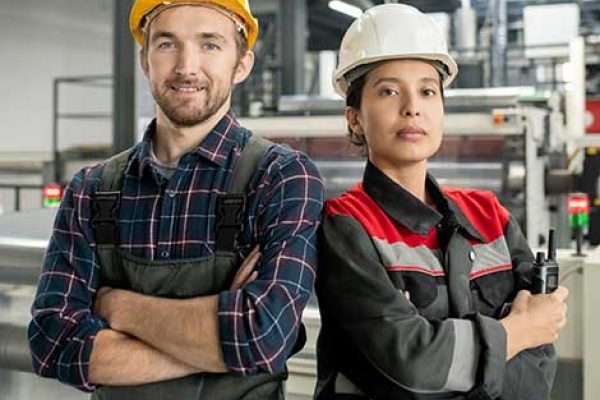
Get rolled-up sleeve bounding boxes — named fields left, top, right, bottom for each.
left=28, top=167, right=107, bottom=392
left=218, top=152, right=324, bottom=374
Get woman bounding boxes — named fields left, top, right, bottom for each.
left=314, top=4, right=568, bottom=400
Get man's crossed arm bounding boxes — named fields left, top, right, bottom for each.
left=89, top=248, right=261, bottom=385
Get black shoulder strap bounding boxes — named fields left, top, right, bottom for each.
left=92, top=149, right=131, bottom=245
left=92, top=136, right=272, bottom=252
left=229, top=135, right=273, bottom=194
left=99, top=149, right=132, bottom=192
left=216, top=135, right=273, bottom=252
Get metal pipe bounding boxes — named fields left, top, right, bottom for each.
left=0, top=323, right=33, bottom=373
left=113, top=0, right=136, bottom=154
left=52, top=78, right=60, bottom=183
left=455, top=6, right=477, bottom=58
left=491, top=0, right=507, bottom=87
left=280, top=0, right=307, bottom=95
left=0, top=208, right=54, bottom=285
left=0, top=238, right=47, bottom=286
left=0, top=265, right=41, bottom=286
left=15, top=187, right=20, bottom=212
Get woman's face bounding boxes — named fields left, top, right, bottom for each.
left=346, top=59, right=444, bottom=169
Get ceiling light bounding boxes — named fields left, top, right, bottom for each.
left=328, top=0, right=363, bottom=18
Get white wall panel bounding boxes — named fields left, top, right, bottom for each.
left=0, top=0, right=113, bottom=154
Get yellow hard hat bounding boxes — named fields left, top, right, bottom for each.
left=130, top=0, right=259, bottom=49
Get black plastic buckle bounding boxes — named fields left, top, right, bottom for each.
left=216, top=194, right=246, bottom=228
left=92, top=191, right=121, bottom=245
left=92, top=191, right=121, bottom=226
left=215, top=194, right=246, bottom=252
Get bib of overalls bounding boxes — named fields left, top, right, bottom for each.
left=90, top=136, right=287, bottom=400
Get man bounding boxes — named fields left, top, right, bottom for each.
left=28, top=1, right=324, bottom=399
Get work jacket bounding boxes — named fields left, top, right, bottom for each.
left=314, top=161, right=556, bottom=400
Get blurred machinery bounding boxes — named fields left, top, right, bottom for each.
left=242, top=86, right=575, bottom=249
left=581, top=98, right=600, bottom=245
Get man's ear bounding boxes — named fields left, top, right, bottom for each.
left=140, top=48, right=149, bottom=78
left=233, top=50, right=255, bottom=85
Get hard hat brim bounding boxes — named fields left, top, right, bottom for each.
left=130, top=0, right=259, bottom=49
left=333, top=53, right=459, bottom=98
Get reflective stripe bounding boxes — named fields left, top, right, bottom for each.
left=471, top=237, right=512, bottom=278
left=444, top=319, right=479, bottom=391
left=371, top=236, right=512, bottom=279
left=470, top=264, right=512, bottom=279
left=335, top=373, right=366, bottom=396
left=372, top=238, right=444, bottom=276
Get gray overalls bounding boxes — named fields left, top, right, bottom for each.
left=89, top=136, right=293, bottom=400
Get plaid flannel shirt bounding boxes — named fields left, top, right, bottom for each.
left=28, top=110, right=324, bottom=391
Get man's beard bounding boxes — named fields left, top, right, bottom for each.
left=152, top=78, right=232, bottom=128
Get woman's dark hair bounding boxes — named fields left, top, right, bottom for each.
left=345, top=68, right=445, bottom=152
left=345, top=74, right=368, bottom=148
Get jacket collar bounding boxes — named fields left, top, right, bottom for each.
left=362, top=160, right=485, bottom=241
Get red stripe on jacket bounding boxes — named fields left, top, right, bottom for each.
left=325, top=183, right=510, bottom=248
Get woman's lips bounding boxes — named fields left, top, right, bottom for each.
left=397, top=127, right=426, bottom=142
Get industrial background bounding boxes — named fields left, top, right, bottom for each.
left=0, top=0, right=600, bottom=399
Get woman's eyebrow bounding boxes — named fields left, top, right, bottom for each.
left=419, top=77, right=440, bottom=85
left=370, top=77, right=401, bottom=87
left=370, top=76, right=439, bottom=87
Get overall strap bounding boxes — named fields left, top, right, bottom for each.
left=215, top=135, right=273, bottom=252
left=216, top=135, right=307, bottom=353
left=92, top=149, right=131, bottom=246
left=90, top=149, right=132, bottom=287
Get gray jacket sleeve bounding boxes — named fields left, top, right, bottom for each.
left=500, top=215, right=557, bottom=400
left=316, top=214, right=507, bottom=399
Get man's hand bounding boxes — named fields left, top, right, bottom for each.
left=501, top=286, right=569, bottom=360
left=89, top=246, right=261, bottom=372
left=89, top=328, right=201, bottom=385
left=93, top=285, right=227, bottom=372
left=230, top=246, right=261, bottom=291
left=94, top=244, right=262, bottom=326
left=94, top=287, right=130, bottom=331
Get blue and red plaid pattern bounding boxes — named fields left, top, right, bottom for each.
left=28, top=110, right=324, bottom=391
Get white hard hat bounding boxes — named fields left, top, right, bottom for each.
left=333, top=3, right=458, bottom=97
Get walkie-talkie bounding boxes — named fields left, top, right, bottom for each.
left=531, top=229, right=559, bottom=294
left=498, top=229, right=560, bottom=318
